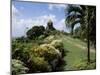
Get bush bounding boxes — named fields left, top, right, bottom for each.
left=28, top=56, right=52, bottom=72
left=50, top=40, right=64, bottom=57
left=12, top=43, right=30, bottom=63
left=32, top=44, right=61, bottom=61
left=30, top=43, right=62, bottom=71
left=12, top=31, right=65, bottom=72
left=12, top=59, right=29, bottom=75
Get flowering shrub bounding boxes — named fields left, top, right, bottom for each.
left=28, top=56, right=52, bottom=72
left=32, top=44, right=61, bottom=61
left=12, top=33, right=65, bottom=73
left=50, top=40, right=64, bottom=57
left=12, top=59, right=29, bottom=75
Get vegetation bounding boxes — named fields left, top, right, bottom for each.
left=26, top=26, right=45, bottom=39
left=12, top=4, right=96, bottom=74
left=65, top=5, right=96, bottom=63
left=12, top=59, right=29, bottom=75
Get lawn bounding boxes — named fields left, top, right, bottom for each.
left=57, top=34, right=96, bottom=70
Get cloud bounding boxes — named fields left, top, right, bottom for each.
left=12, top=7, right=69, bottom=37
left=48, top=4, right=66, bottom=10
left=54, top=18, right=67, bottom=31
left=12, top=12, right=58, bottom=37
left=12, top=4, right=68, bottom=37
left=32, top=14, right=57, bottom=27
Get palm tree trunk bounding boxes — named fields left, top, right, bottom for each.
left=71, top=25, right=74, bottom=35
left=87, top=23, right=90, bottom=63
left=86, top=6, right=90, bottom=63
left=71, top=29, right=73, bottom=35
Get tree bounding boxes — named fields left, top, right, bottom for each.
left=88, top=6, right=96, bottom=49
left=26, top=26, right=45, bottom=39
left=46, top=20, right=55, bottom=31
left=65, top=5, right=96, bottom=63
left=65, top=5, right=81, bottom=35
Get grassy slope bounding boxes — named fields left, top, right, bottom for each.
left=57, top=34, right=96, bottom=70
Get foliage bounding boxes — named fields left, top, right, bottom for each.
left=12, top=6, right=96, bottom=73
left=44, top=30, right=60, bottom=37
left=29, top=41, right=64, bottom=71
left=65, top=5, right=96, bottom=45
left=65, top=5, right=81, bottom=35
left=31, top=44, right=61, bottom=61
left=88, top=6, right=96, bottom=48
left=65, top=5, right=96, bottom=63
left=73, top=27, right=81, bottom=38
left=26, top=26, right=45, bottom=39
left=12, top=32, right=96, bottom=73
left=27, top=56, right=52, bottom=72
left=46, top=20, right=55, bottom=31
left=12, top=59, right=29, bottom=75
left=50, top=40, right=64, bottom=57
left=12, top=42, right=30, bottom=63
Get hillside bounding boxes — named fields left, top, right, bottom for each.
left=56, top=34, right=96, bottom=70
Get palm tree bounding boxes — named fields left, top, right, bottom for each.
left=65, top=5, right=96, bottom=63
left=65, top=5, right=82, bottom=35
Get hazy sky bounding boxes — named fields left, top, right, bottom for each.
left=12, top=1, right=70, bottom=37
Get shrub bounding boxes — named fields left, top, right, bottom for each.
left=12, top=43, right=30, bottom=64
left=30, top=44, right=62, bottom=71
left=50, top=40, right=64, bottom=57
left=28, top=56, right=52, bottom=72
left=32, top=44, right=61, bottom=61
left=12, top=59, right=29, bottom=75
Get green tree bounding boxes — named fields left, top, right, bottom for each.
left=65, top=5, right=81, bottom=35
left=46, top=20, right=55, bottom=31
left=65, top=5, right=96, bottom=63
left=26, top=26, right=45, bottom=39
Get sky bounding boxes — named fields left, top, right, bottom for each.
left=12, top=1, right=70, bottom=37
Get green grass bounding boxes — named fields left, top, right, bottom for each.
left=57, top=34, right=96, bottom=70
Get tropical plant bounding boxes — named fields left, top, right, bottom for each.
left=65, top=5, right=82, bottom=35
left=65, top=5, right=96, bottom=63
left=12, top=59, right=29, bottom=75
